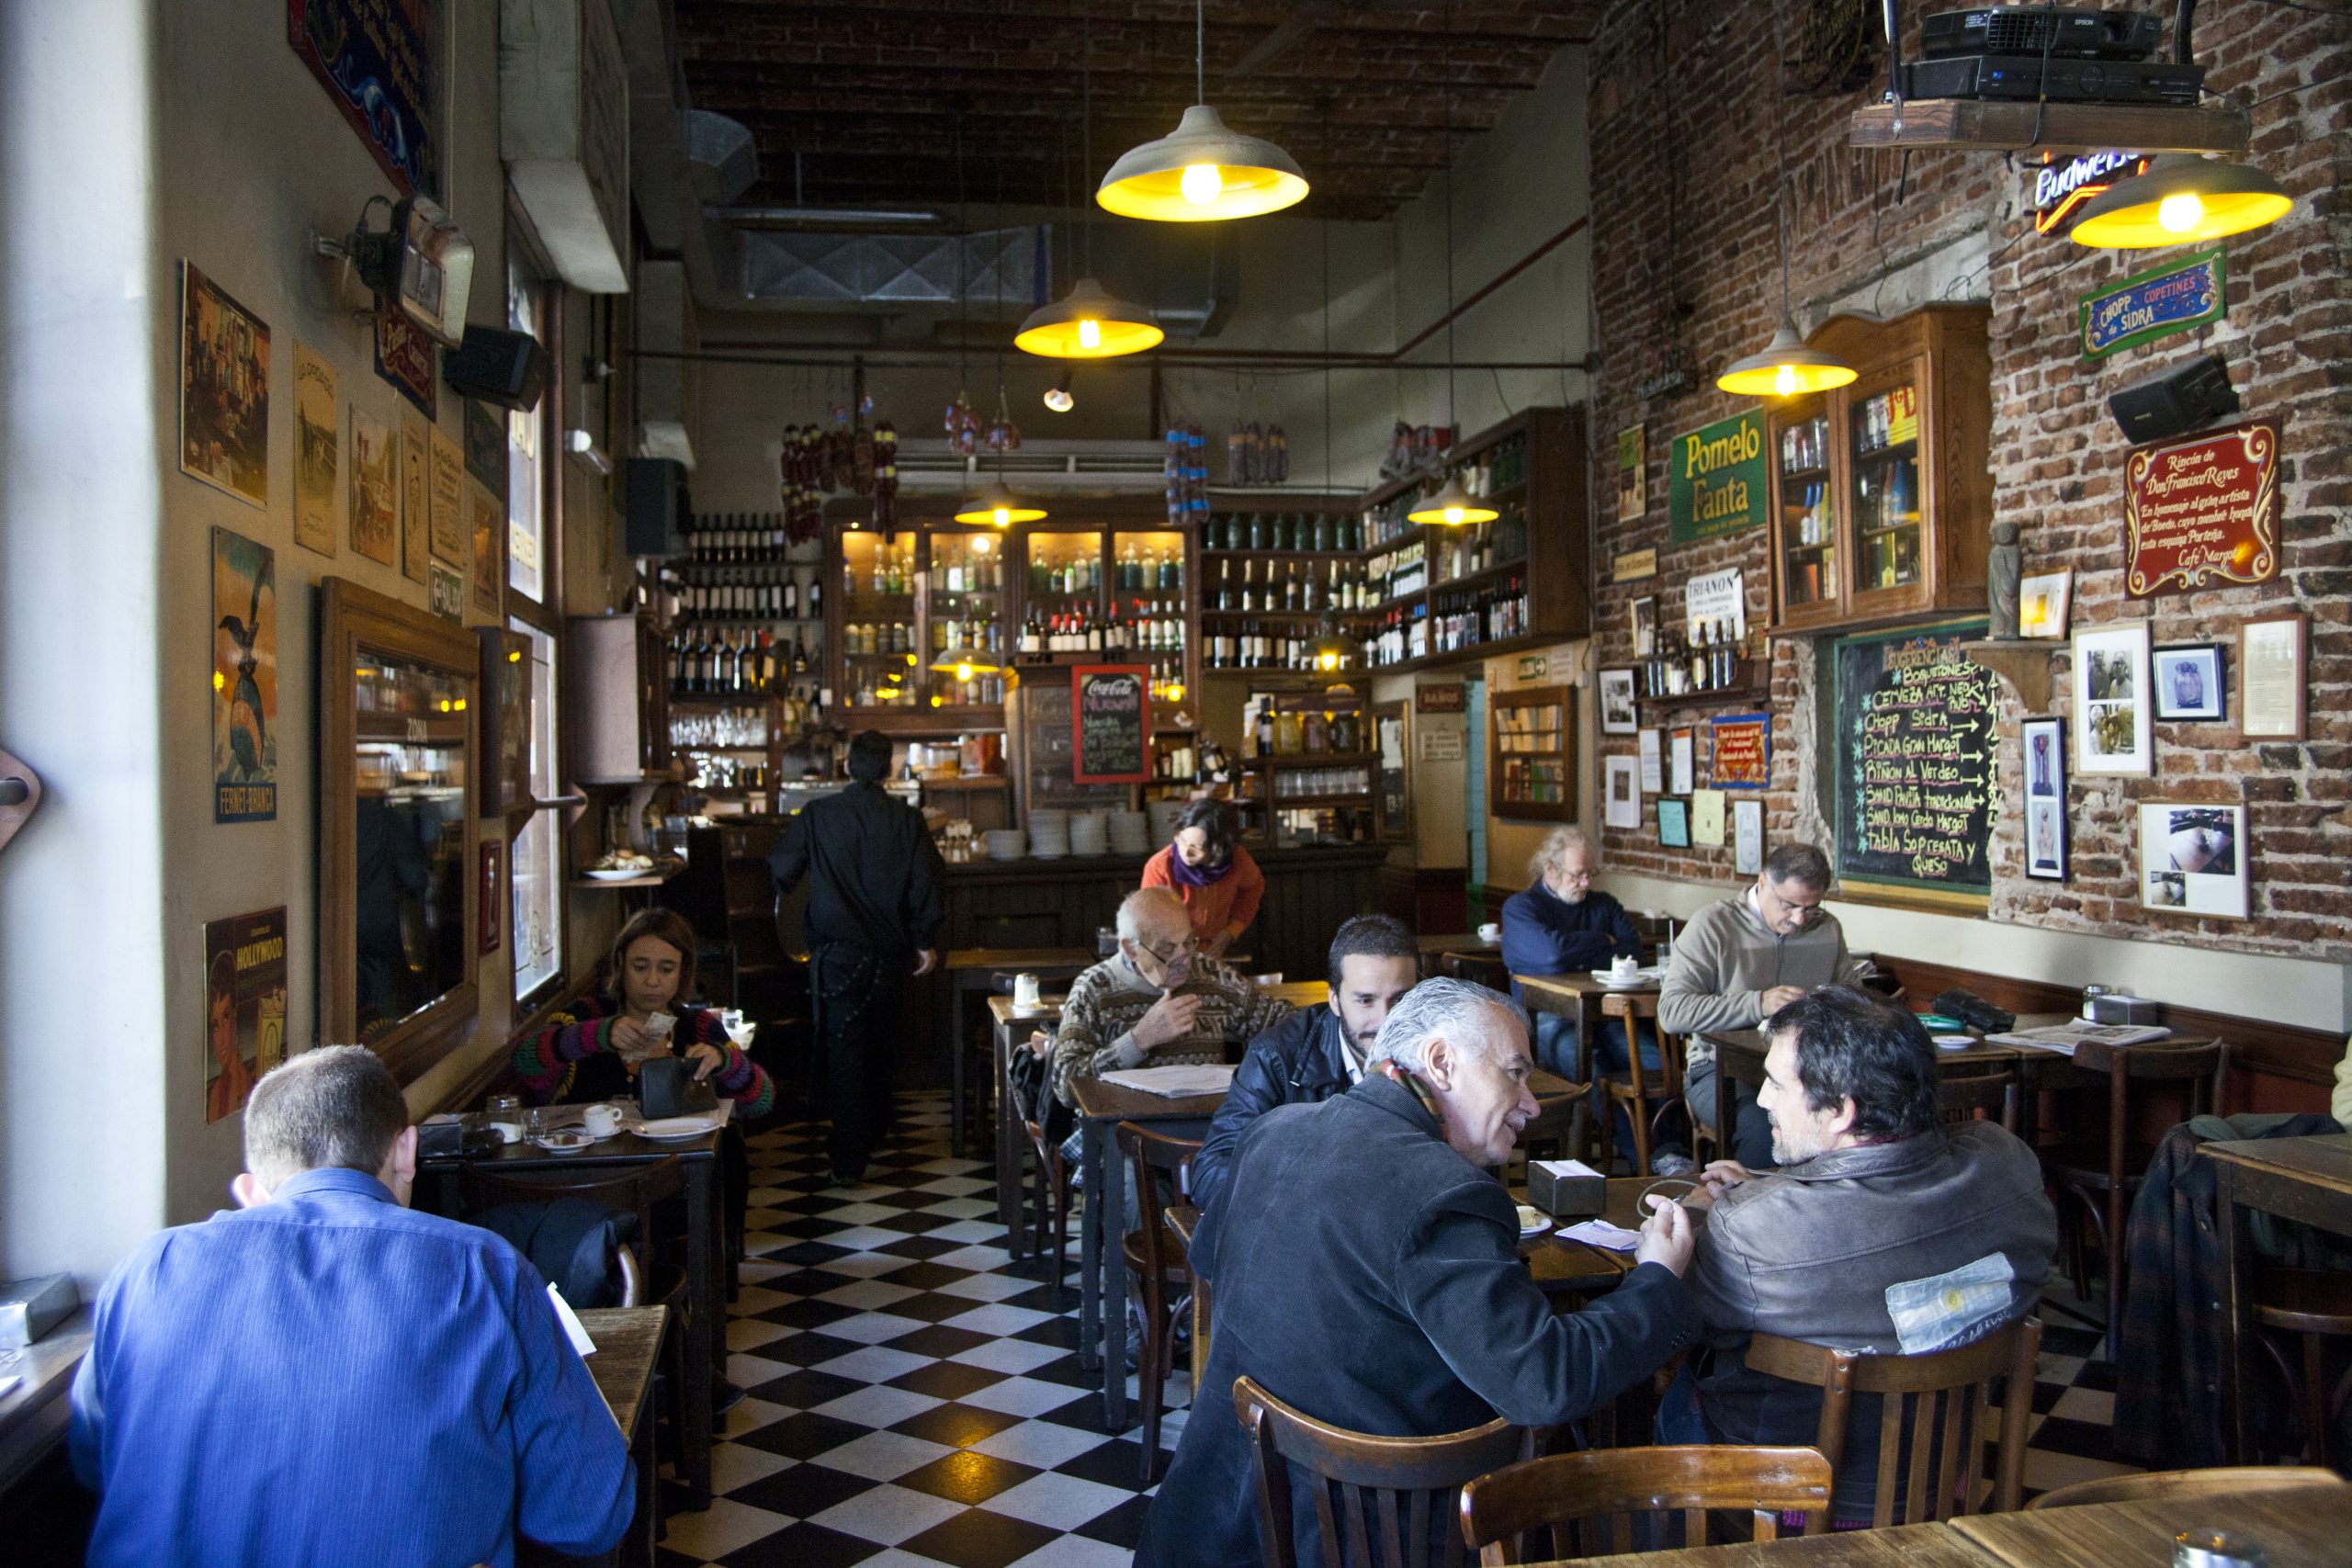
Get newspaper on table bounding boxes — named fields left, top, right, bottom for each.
left=1097, top=1064, right=1238, bottom=1098
left=1982, top=1021, right=2172, bottom=1056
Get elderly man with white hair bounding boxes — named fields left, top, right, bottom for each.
left=1499, top=824, right=1650, bottom=1084
left=1136, top=978, right=1701, bottom=1568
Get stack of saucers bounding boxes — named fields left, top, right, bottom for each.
left=1108, top=810, right=1152, bottom=855
left=1069, top=813, right=1110, bottom=856
left=1028, top=809, right=1070, bottom=859
left=983, top=829, right=1026, bottom=861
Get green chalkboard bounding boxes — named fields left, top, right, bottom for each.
left=1832, top=619, right=1996, bottom=897
left=1071, top=664, right=1151, bottom=784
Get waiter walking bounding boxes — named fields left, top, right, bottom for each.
left=772, top=730, right=945, bottom=1185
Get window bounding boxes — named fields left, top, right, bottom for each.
left=509, top=618, right=562, bottom=1003
left=506, top=258, right=547, bottom=604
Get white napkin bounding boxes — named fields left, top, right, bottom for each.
left=547, top=1283, right=598, bottom=1357
left=1558, top=1219, right=1643, bottom=1253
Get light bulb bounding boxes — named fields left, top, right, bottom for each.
left=1079, top=318, right=1102, bottom=350
left=1444, top=506, right=1465, bottom=525
left=992, top=506, right=1012, bottom=527
left=1180, top=164, right=1223, bottom=206
left=1774, top=363, right=1797, bottom=397
left=1044, top=384, right=1074, bottom=412
left=972, top=535, right=992, bottom=553
left=2157, top=192, right=2204, bottom=233
left=956, top=662, right=974, bottom=682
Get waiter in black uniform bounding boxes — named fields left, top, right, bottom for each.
left=771, top=730, right=946, bottom=1184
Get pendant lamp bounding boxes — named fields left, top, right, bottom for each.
left=953, top=482, right=1046, bottom=527
left=1043, top=371, right=1075, bottom=412
left=1306, top=615, right=1353, bottom=674
left=1408, top=475, right=1498, bottom=528
left=1097, top=3, right=1308, bottom=221
left=1015, top=276, right=1163, bottom=358
left=2068, top=154, right=2292, bottom=248
left=928, top=652, right=1003, bottom=678
left=1406, top=7, right=1494, bottom=530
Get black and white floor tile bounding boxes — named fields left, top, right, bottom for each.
left=654, top=1093, right=2135, bottom=1566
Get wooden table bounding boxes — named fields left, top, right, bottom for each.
left=418, top=1122, right=725, bottom=1510
left=1419, top=931, right=1499, bottom=976
left=1541, top=1517, right=2005, bottom=1568
left=2204, top=1133, right=2352, bottom=1462
left=1514, top=1176, right=1666, bottom=1294
left=532, top=1305, right=667, bottom=1568
left=1518, top=971, right=1662, bottom=1156
left=946, top=946, right=1092, bottom=1156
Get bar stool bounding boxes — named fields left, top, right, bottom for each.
left=1597, top=990, right=1689, bottom=1176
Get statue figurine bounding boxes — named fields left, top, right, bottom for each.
left=1987, top=520, right=2022, bottom=641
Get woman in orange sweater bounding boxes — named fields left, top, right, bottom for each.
left=1140, top=798, right=1264, bottom=958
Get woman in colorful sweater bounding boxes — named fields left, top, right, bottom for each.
left=514, top=908, right=775, bottom=1119
left=1139, top=797, right=1263, bottom=958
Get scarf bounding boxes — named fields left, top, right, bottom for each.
left=1165, top=848, right=1233, bottom=890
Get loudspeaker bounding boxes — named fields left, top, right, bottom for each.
left=2109, top=353, right=2239, bottom=443
left=442, top=325, right=548, bottom=412
left=624, top=457, right=690, bottom=558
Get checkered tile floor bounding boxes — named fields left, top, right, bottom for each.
left=652, top=1093, right=2133, bottom=1565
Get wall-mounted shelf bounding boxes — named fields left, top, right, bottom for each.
left=1849, top=99, right=2248, bottom=158
left=1960, top=639, right=2056, bottom=711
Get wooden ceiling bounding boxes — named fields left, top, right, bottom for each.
left=676, top=2, right=1603, bottom=222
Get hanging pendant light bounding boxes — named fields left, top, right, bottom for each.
left=1097, top=3, right=1308, bottom=221
left=1407, top=4, right=1491, bottom=529
left=1043, top=370, right=1075, bottom=412
left=1408, top=475, right=1498, bottom=528
left=1015, top=276, right=1163, bottom=358
left=928, top=651, right=1004, bottom=677
left=1306, top=614, right=1353, bottom=674
left=2068, top=154, right=2292, bottom=248
left=953, top=481, right=1047, bottom=527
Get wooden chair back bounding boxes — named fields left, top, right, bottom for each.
left=1742, top=1316, right=2041, bottom=1530
left=1116, top=1121, right=1199, bottom=1289
left=1459, top=1445, right=1833, bottom=1565
left=2025, top=1465, right=2344, bottom=1510
left=1936, top=1070, right=2018, bottom=1133
left=1234, top=1375, right=1526, bottom=1568
left=1599, top=990, right=1688, bottom=1099
left=459, top=1156, right=687, bottom=1310
left=1442, top=952, right=1510, bottom=990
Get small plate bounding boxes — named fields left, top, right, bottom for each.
left=585, top=867, right=645, bottom=881
left=530, top=1129, right=594, bottom=1152
left=1933, top=1033, right=1977, bottom=1050
left=634, top=1116, right=718, bottom=1141
left=1515, top=1203, right=1555, bottom=1240
left=1589, top=969, right=1662, bottom=987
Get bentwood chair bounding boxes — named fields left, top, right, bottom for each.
left=1234, top=1375, right=1529, bottom=1568
left=1936, top=1069, right=2019, bottom=1133
left=1459, top=1446, right=1833, bottom=1564
left=1117, top=1121, right=1202, bottom=1481
left=2250, top=1268, right=2352, bottom=1467
left=1012, top=1042, right=1074, bottom=1299
left=1597, top=990, right=1690, bottom=1176
left=2025, top=1464, right=2344, bottom=1510
left=1743, top=1317, right=2041, bottom=1530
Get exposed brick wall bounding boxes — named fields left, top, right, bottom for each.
left=1585, top=0, right=2352, bottom=964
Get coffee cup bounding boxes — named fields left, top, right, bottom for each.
left=1476, top=922, right=1501, bottom=944
left=1013, top=972, right=1042, bottom=1008
left=582, top=1103, right=621, bottom=1138
left=1611, top=953, right=1640, bottom=979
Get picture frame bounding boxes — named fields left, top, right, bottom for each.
left=1603, top=755, right=1641, bottom=829
left=1373, top=699, right=1413, bottom=842
left=1657, top=796, right=1690, bottom=849
left=2151, top=642, right=2225, bottom=722
left=2018, top=570, right=2072, bottom=640
left=1598, top=667, right=1639, bottom=735
left=1630, top=595, right=1657, bottom=659
left=2238, top=613, right=2307, bottom=741
left=179, top=262, right=271, bottom=509
left=2139, top=801, right=2247, bottom=919
left=1732, top=797, right=1763, bottom=875
left=1668, top=726, right=1695, bottom=796
left=2071, top=621, right=2152, bottom=775
left=2020, top=716, right=2068, bottom=882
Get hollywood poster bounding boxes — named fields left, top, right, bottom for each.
left=203, top=907, right=288, bottom=1123
left=212, top=527, right=278, bottom=822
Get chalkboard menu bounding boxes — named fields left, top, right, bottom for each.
left=1071, top=664, right=1151, bottom=784
left=1832, top=619, right=1996, bottom=897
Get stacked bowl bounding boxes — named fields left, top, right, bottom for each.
left=1028, top=808, right=1071, bottom=860
left=1069, top=813, right=1110, bottom=857
left=1108, top=810, right=1152, bottom=856
left=983, top=829, right=1026, bottom=862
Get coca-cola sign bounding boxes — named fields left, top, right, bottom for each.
left=2123, top=421, right=2280, bottom=597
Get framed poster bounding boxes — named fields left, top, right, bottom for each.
left=1657, top=796, right=1690, bottom=849
left=1616, top=424, right=1646, bottom=519
left=1374, top=700, right=1412, bottom=841
left=468, top=479, right=504, bottom=615
left=2239, top=614, right=2307, bottom=741
left=2018, top=570, right=2072, bottom=639
left=375, top=312, right=438, bottom=421
left=464, top=399, right=506, bottom=491
left=212, top=528, right=278, bottom=823
left=1637, top=728, right=1663, bottom=794
left=1709, top=712, right=1770, bottom=789
left=1668, top=727, right=1695, bottom=797
left=2124, top=421, right=2279, bottom=597
left=292, top=341, right=340, bottom=555
left=429, top=425, right=466, bottom=563
left=179, top=262, right=270, bottom=508
left=2140, top=802, right=2246, bottom=919
left=202, top=906, right=288, bottom=1123
left=1598, top=668, right=1638, bottom=735
left=2153, top=643, right=2225, bottom=721
left=1630, top=595, right=1658, bottom=658
left=1071, top=664, right=1152, bottom=784
left=287, top=0, right=438, bottom=196
left=2072, top=621, right=2152, bottom=775
left=2021, top=716, right=2068, bottom=882
left=1603, top=755, right=1640, bottom=829
left=1733, top=797, right=1764, bottom=875
left=350, top=406, right=400, bottom=566
left=2078, top=245, right=2224, bottom=359
left=1668, top=411, right=1767, bottom=545
left=1691, top=787, right=1726, bottom=848
left=400, top=412, right=431, bottom=581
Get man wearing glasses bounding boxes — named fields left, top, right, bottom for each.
left=1659, top=842, right=1871, bottom=1170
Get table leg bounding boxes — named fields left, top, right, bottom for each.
left=1100, top=1131, right=1130, bottom=1432
left=681, top=1160, right=717, bottom=1510
left=1078, top=1118, right=1104, bottom=1374
left=1575, top=993, right=1601, bottom=1164
left=2215, top=1159, right=2253, bottom=1464
left=995, top=1024, right=1027, bottom=1257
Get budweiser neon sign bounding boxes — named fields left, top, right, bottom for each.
left=2032, top=150, right=2149, bottom=233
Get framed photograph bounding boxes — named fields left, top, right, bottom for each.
left=1630, top=596, right=1657, bottom=659
left=292, top=342, right=339, bottom=556
left=1691, top=787, right=1726, bottom=847
left=202, top=907, right=288, bottom=1123
left=1657, top=796, right=1690, bottom=849
left=1603, top=755, right=1641, bottom=829
left=2020, top=716, right=2067, bottom=882
left=212, top=528, right=278, bottom=823
left=179, top=262, right=270, bottom=508
left=2139, top=802, right=2247, bottom=919
left=350, top=406, right=400, bottom=567
left=1598, top=667, right=1638, bottom=735
left=2072, top=621, right=2151, bottom=775
left=2018, top=570, right=2072, bottom=640
left=2239, top=614, right=2307, bottom=741
left=1668, top=726, right=1695, bottom=796
left=1374, top=700, right=1412, bottom=842
left=1637, top=728, right=1663, bottom=794
left=1616, top=424, right=1647, bottom=519
left=1733, top=797, right=1763, bottom=875
left=467, top=478, right=504, bottom=615
left=2152, top=642, right=2225, bottom=721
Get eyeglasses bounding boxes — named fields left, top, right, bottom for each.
left=1136, top=935, right=1197, bottom=964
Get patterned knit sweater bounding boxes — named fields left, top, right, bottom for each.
left=1048, top=954, right=1294, bottom=1109
left=514, top=994, right=775, bottom=1119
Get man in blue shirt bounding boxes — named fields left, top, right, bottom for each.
left=70, top=1046, right=634, bottom=1568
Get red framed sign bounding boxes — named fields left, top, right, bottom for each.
left=1071, top=664, right=1152, bottom=784
left=2123, top=420, right=2280, bottom=597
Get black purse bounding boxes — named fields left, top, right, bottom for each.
left=638, top=1055, right=721, bottom=1120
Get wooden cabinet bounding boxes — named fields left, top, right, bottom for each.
left=1768, top=305, right=1992, bottom=633
left=1489, top=682, right=1576, bottom=822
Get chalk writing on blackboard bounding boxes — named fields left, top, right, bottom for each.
left=1071, top=664, right=1150, bottom=784
left=1834, top=621, right=1996, bottom=895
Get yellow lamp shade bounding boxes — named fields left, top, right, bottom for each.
left=953, top=487, right=1047, bottom=527
left=1716, top=320, right=1858, bottom=397
left=1097, top=104, right=1310, bottom=222
left=928, top=654, right=1002, bottom=677
left=1407, top=476, right=1499, bottom=527
left=1014, top=276, right=1163, bottom=359
left=2069, top=154, right=2292, bottom=248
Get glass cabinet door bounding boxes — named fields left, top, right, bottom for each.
left=1111, top=526, right=1188, bottom=704
left=925, top=526, right=1007, bottom=709
left=1849, top=368, right=1925, bottom=596
left=1023, top=529, right=1104, bottom=631
left=1775, top=401, right=1837, bottom=611
left=839, top=530, right=920, bottom=709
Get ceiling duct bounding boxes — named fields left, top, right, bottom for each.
left=732, top=226, right=1040, bottom=309
left=683, top=108, right=758, bottom=205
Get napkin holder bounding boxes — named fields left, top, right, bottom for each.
left=638, top=1056, right=720, bottom=1120
left=1527, top=1159, right=1606, bottom=1220
left=418, top=1113, right=468, bottom=1157
left=2086, top=991, right=2162, bottom=1026
left=0, top=1273, right=78, bottom=1349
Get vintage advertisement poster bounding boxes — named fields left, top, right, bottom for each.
left=286, top=0, right=438, bottom=197
left=1709, top=712, right=1771, bottom=789
left=375, top=310, right=438, bottom=420
left=1615, top=424, right=1646, bottom=519
left=464, top=398, right=505, bottom=491
left=292, top=342, right=339, bottom=555
left=203, top=906, right=288, bottom=1123
left=429, top=424, right=466, bottom=563
left=2079, top=246, right=2224, bottom=359
left=179, top=262, right=271, bottom=508
left=469, top=478, right=504, bottom=614
left=349, top=405, right=400, bottom=566
left=2123, top=421, right=2279, bottom=596
left=212, top=528, right=278, bottom=823
left=1667, top=411, right=1766, bottom=546
left=400, top=412, right=431, bottom=581
left=429, top=560, right=465, bottom=622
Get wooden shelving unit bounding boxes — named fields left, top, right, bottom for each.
left=1849, top=98, right=2248, bottom=158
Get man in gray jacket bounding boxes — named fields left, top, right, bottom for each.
left=1663, top=987, right=2057, bottom=1521
left=1659, top=842, right=1866, bottom=1168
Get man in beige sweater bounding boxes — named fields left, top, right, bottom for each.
left=1658, top=842, right=1869, bottom=1168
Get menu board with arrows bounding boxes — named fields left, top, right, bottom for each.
left=1833, top=620, right=1996, bottom=897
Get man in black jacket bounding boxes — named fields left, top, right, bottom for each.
left=770, top=731, right=946, bottom=1184
left=1189, top=914, right=1419, bottom=1223
left=1137, top=978, right=1701, bottom=1568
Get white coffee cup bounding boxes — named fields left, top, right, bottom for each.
left=1611, top=953, right=1641, bottom=978
left=582, top=1103, right=621, bottom=1138
left=488, top=1119, right=523, bottom=1144
left=1013, top=972, right=1042, bottom=1008
left=1476, top=922, right=1501, bottom=944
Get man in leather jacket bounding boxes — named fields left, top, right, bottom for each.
left=1188, top=914, right=1420, bottom=1224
